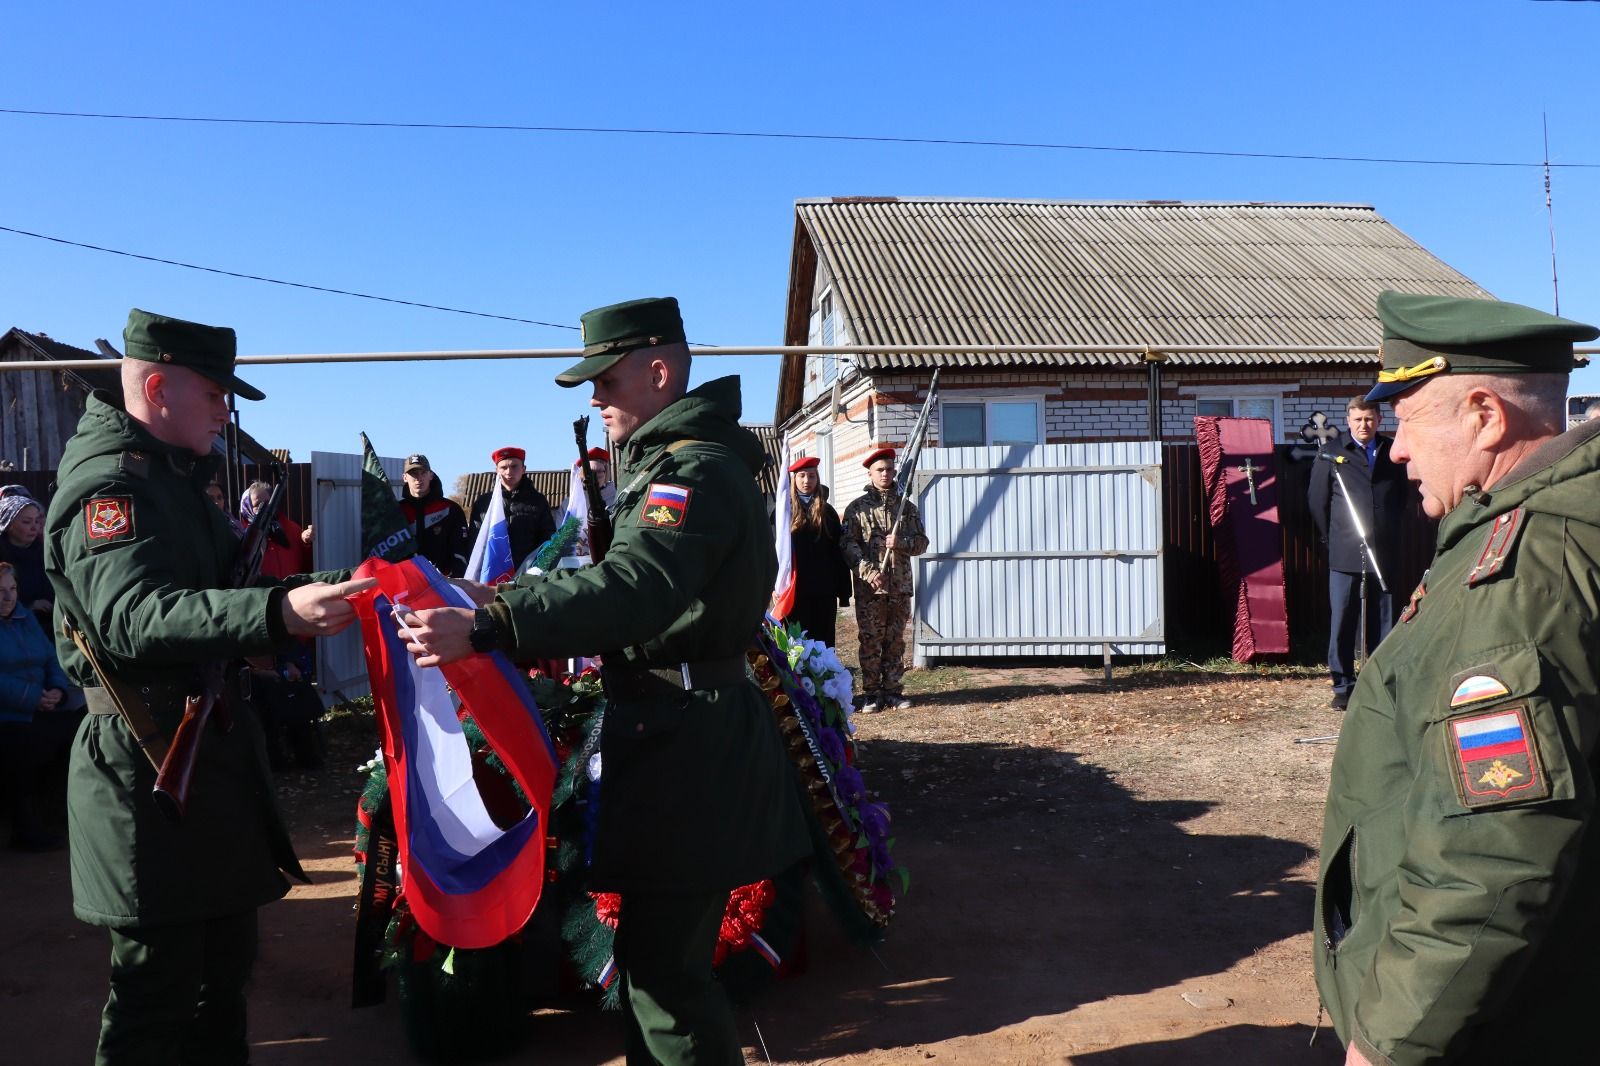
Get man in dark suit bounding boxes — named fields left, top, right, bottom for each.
left=1309, top=397, right=1411, bottom=709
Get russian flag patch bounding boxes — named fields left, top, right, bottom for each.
left=1448, top=704, right=1549, bottom=808
left=639, top=483, right=692, bottom=528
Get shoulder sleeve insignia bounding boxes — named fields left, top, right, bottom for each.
left=1447, top=703, right=1550, bottom=808
left=1466, top=507, right=1524, bottom=587
left=84, top=496, right=135, bottom=546
left=1450, top=672, right=1511, bottom=707
left=638, top=483, right=692, bottom=529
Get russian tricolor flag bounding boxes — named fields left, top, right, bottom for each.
left=769, top=442, right=795, bottom=622
left=351, top=554, right=558, bottom=948
left=466, top=486, right=516, bottom=584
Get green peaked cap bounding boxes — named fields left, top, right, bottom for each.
left=1366, top=290, right=1598, bottom=403
left=122, top=308, right=265, bottom=401
left=556, top=296, right=686, bottom=388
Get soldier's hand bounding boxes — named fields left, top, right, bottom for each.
left=282, top=578, right=378, bottom=638
left=868, top=572, right=887, bottom=593
left=1345, top=1045, right=1376, bottom=1066
left=885, top=532, right=900, bottom=551
left=400, top=606, right=476, bottom=668
left=38, top=688, right=63, bottom=712
left=450, top=579, right=497, bottom=607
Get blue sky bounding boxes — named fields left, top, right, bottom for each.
left=5, top=1, right=1599, bottom=485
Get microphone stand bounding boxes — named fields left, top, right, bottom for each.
left=1317, top=447, right=1389, bottom=670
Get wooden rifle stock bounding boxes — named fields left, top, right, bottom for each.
left=151, top=474, right=284, bottom=821
left=575, top=417, right=614, bottom=563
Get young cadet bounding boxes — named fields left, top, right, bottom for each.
left=401, top=297, right=809, bottom=1066
left=45, top=309, right=371, bottom=1065
left=1314, top=291, right=1600, bottom=1066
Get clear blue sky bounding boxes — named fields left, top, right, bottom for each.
left=5, top=1, right=1599, bottom=486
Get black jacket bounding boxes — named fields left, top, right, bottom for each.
left=788, top=495, right=852, bottom=647
left=1308, top=434, right=1410, bottom=574
left=400, top=478, right=471, bottom=578
left=470, top=477, right=557, bottom=569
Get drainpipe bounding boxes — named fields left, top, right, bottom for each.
left=1142, top=347, right=1168, bottom=441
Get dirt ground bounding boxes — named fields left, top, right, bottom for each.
left=0, top=617, right=1350, bottom=1065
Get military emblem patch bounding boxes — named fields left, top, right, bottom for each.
left=1448, top=704, right=1549, bottom=808
left=1450, top=674, right=1511, bottom=707
left=85, top=496, right=134, bottom=545
left=639, top=483, right=691, bottom=528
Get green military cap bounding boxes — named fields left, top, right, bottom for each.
left=1365, top=290, right=1598, bottom=403
left=556, top=297, right=686, bottom=388
left=122, top=308, right=265, bottom=401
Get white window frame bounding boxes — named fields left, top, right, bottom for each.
left=1183, top=384, right=1291, bottom=440
left=938, top=393, right=1047, bottom=447
left=818, top=288, right=839, bottom=386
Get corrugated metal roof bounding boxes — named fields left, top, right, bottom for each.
left=793, top=198, right=1492, bottom=368
left=451, top=470, right=573, bottom=514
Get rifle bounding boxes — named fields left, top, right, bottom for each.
left=152, top=471, right=286, bottom=821
left=880, top=368, right=941, bottom=570
left=574, top=417, right=614, bottom=563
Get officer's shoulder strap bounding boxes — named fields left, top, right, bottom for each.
left=1466, top=506, right=1526, bottom=588
left=117, top=450, right=152, bottom=479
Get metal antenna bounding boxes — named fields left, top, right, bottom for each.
left=1544, top=112, right=1561, bottom=315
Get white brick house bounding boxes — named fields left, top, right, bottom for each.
left=774, top=198, right=1491, bottom=492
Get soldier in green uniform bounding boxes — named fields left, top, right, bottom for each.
left=45, top=309, right=372, bottom=1065
left=1313, top=291, right=1600, bottom=1066
left=403, top=297, right=810, bottom=1066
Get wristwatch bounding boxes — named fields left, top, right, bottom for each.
left=468, top=608, right=500, bottom=654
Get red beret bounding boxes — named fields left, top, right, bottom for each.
left=862, top=447, right=896, bottom=469
left=787, top=456, right=820, bottom=473
left=491, top=446, right=526, bottom=464
left=586, top=447, right=611, bottom=463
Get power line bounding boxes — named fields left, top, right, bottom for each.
left=0, top=224, right=579, bottom=330
left=2, top=107, right=1595, bottom=169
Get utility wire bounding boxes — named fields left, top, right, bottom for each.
left=2, top=107, right=1595, bottom=169
left=0, top=224, right=579, bottom=331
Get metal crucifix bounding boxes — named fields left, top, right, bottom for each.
left=1237, top=457, right=1260, bottom=505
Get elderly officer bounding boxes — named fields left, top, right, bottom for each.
left=45, top=309, right=370, bottom=1065
left=840, top=446, right=929, bottom=712
left=1314, top=291, right=1600, bottom=1066
left=402, top=297, right=810, bottom=1066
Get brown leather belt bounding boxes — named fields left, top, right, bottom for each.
left=602, top=655, right=749, bottom=700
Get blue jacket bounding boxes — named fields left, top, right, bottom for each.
left=0, top=602, right=70, bottom=723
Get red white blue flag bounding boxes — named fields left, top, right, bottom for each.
left=351, top=554, right=558, bottom=948
left=466, top=482, right=516, bottom=583
left=769, top=442, right=795, bottom=621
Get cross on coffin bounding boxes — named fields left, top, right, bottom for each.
left=1237, top=457, right=1260, bottom=505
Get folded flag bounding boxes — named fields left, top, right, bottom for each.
left=350, top=554, right=559, bottom=948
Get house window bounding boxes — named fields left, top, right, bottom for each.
left=1197, top=396, right=1278, bottom=422
left=941, top=399, right=1043, bottom=446
left=819, top=291, right=838, bottom=385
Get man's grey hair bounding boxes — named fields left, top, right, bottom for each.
left=1585, top=399, right=1600, bottom=422
left=1451, top=372, right=1568, bottom=436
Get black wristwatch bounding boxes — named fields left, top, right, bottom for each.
left=468, top=608, right=500, bottom=654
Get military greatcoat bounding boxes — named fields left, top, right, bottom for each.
left=1314, top=417, right=1600, bottom=1065
left=489, top=376, right=810, bottom=893
left=45, top=392, right=331, bottom=928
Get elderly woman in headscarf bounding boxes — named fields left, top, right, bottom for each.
left=239, top=481, right=312, bottom=580
left=0, top=488, right=52, bottom=631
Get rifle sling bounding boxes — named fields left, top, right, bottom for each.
left=66, top=619, right=171, bottom=769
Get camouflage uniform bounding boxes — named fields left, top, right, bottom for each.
left=840, top=483, right=928, bottom=700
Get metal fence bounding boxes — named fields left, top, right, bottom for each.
left=912, top=442, right=1165, bottom=663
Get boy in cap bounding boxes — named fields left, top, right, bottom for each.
left=45, top=308, right=373, bottom=1064
left=399, top=452, right=471, bottom=577
left=1314, top=291, right=1600, bottom=1066
left=840, top=446, right=929, bottom=712
left=401, top=296, right=809, bottom=1066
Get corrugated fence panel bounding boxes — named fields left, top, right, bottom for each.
left=309, top=450, right=406, bottom=701
left=913, top=442, right=1165, bottom=660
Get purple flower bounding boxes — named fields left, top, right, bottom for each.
left=835, top=765, right=866, bottom=805
left=817, top=727, right=846, bottom=769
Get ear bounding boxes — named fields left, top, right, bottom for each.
left=1463, top=386, right=1510, bottom=450
left=143, top=371, right=168, bottom=409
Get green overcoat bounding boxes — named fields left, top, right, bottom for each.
left=45, top=392, right=334, bottom=928
left=1314, top=417, right=1600, bottom=1064
left=492, top=376, right=810, bottom=893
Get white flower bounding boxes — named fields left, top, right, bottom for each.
left=801, top=676, right=816, bottom=696
left=587, top=751, right=603, bottom=782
